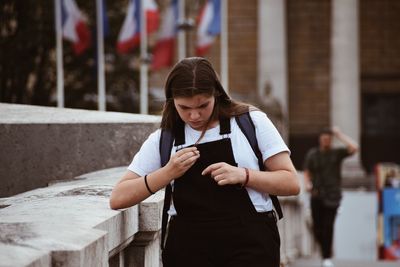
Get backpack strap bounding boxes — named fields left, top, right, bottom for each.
left=159, top=129, right=174, bottom=250
left=235, top=112, right=283, bottom=220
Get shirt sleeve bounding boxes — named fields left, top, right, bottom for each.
left=303, top=148, right=315, bottom=171
left=336, top=147, right=351, bottom=161
left=249, top=110, right=290, bottom=162
left=127, top=129, right=162, bottom=177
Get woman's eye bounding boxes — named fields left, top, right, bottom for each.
left=199, top=104, right=208, bottom=109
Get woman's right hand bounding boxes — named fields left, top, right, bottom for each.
left=165, top=146, right=200, bottom=179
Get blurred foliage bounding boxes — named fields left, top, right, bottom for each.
left=0, top=0, right=55, bottom=106
left=0, top=0, right=143, bottom=113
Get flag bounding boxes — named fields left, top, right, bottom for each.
left=117, top=0, right=160, bottom=54
left=102, top=0, right=110, bottom=37
left=61, top=0, right=91, bottom=55
left=196, top=0, right=221, bottom=56
left=151, top=0, right=179, bottom=70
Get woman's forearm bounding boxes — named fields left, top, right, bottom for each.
left=246, top=168, right=300, bottom=196
left=109, top=166, right=174, bottom=210
left=245, top=151, right=300, bottom=196
left=110, top=147, right=200, bottom=210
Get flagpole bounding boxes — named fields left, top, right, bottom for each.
left=178, top=0, right=186, bottom=60
left=140, top=0, right=149, bottom=114
left=96, top=0, right=106, bottom=111
left=221, top=0, right=229, bottom=92
left=55, top=0, right=64, bottom=108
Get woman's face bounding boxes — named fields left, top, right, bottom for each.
left=174, top=94, right=215, bottom=130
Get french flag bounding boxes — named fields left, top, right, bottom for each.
left=151, top=0, right=179, bottom=71
left=196, top=0, right=221, bottom=56
left=61, top=0, right=91, bottom=55
left=117, top=0, right=160, bottom=54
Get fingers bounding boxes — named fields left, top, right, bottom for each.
left=175, top=146, right=198, bottom=157
left=170, top=147, right=200, bottom=170
left=176, top=148, right=199, bottom=165
left=201, top=162, right=224, bottom=176
left=202, top=163, right=244, bottom=186
left=181, top=153, right=199, bottom=167
left=202, top=163, right=229, bottom=185
left=167, top=147, right=200, bottom=179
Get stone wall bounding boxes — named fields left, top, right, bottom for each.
left=360, top=0, right=400, bottom=95
left=286, top=0, right=332, bottom=169
left=359, top=0, right=400, bottom=170
left=287, top=0, right=332, bottom=135
left=0, top=103, right=160, bottom=197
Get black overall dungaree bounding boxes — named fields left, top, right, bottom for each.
left=162, top=118, right=280, bottom=267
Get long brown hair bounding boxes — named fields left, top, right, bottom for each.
left=160, top=57, right=253, bottom=130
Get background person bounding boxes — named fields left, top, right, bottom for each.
left=304, top=127, right=358, bottom=267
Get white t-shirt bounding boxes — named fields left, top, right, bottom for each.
left=128, top=110, right=289, bottom=214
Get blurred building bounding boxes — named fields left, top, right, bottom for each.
left=150, top=0, right=400, bottom=175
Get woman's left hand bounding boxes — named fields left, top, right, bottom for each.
left=202, top=162, right=246, bottom=186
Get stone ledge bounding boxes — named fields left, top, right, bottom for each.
left=0, top=243, right=50, bottom=267
left=0, top=103, right=161, bottom=124
left=0, top=222, right=108, bottom=267
left=0, top=167, right=163, bottom=267
left=0, top=103, right=161, bottom=197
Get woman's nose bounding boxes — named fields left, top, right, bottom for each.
left=190, top=111, right=200, bottom=120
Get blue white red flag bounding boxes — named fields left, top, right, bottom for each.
left=61, top=0, right=91, bottom=55
left=102, top=0, right=110, bottom=37
left=151, top=0, right=179, bottom=70
left=196, top=0, right=221, bottom=56
left=117, top=0, right=160, bottom=54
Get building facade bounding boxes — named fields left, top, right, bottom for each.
left=150, top=0, right=400, bottom=174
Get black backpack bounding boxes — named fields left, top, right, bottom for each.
left=159, top=112, right=283, bottom=248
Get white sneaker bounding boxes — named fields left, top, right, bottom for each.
left=322, top=259, right=334, bottom=267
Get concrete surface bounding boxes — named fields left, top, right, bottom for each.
left=334, top=190, right=377, bottom=260
left=0, top=103, right=160, bottom=197
left=0, top=244, right=50, bottom=267
left=0, top=103, right=161, bottom=124
left=289, top=258, right=399, bottom=267
left=0, top=222, right=108, bottom=267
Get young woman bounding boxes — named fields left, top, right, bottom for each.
left=110, top=57, right=299, bottom=267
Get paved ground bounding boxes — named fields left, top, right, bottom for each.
left=288, top=258, right=399, bottom=267
left=334, top=191, right=377, bottom=259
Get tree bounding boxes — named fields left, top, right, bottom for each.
left=0, top=0, right=141, bottom=113
left=0, top=0, right=55, bottom=105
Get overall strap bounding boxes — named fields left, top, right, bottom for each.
left=160, top=129, right=174, bottom=250
left=174, top=119, right=185, bottom=147
left=235, top=112, right=283, bottom=220
left=219, top=117, right=231, bottom=135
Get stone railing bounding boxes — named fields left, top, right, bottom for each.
left=0, top=167, right=164, bottom=267
left=276, top=172, right=315, bottom=265
left=279, top=198, right=315, bottom=264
